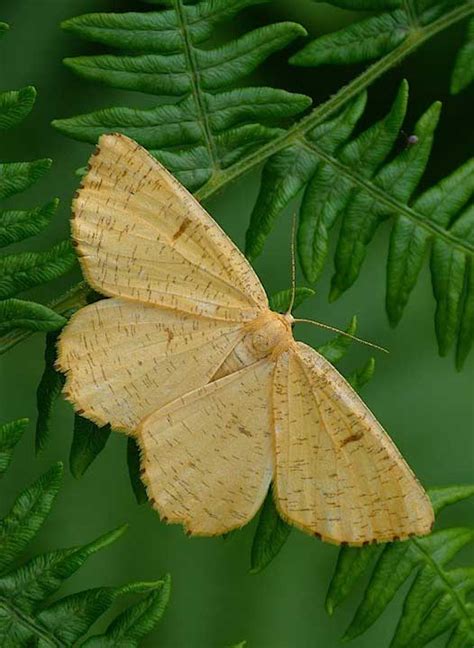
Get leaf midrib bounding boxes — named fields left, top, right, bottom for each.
left=300, top=139, right=474, bottom=256
left=174, top=0, right=220, bottom=172
left=0, top=596, right=62, bottom=647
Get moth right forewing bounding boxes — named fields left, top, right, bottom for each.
left=272, top=342, right=434, bottom=545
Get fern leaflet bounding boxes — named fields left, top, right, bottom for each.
left=0, top=434, right=171, bottom=647
left=292, top=0, right=474, bottom=96
left=326, top=485, right=474, bottom=647
left=0, top=25, right=76, bottom=340
left=0, top=418, right=27, bottom=476
left=451, top=16, right=474, bottom=94
left=53, top=0, right=310, bottom=192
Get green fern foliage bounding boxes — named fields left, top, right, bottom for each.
left=246, top=81, right=474, bottom=367
left=326, top=485, right=474, bottom=647
left=127, top=437, right=148, bottom=505
left=0, top=454, right=170, bottom=646
left=451, top=17, right=474, bottom=94
left=70, top=414, right=111, bottom=479
left=250, top=289, right=376, bottom=573
left=0, top=418, right=27, bottom=476
left=0, top=28, right=76, bottom=341
left=291, top=0, right=474, bottom=94
left=36, top=329, right=65, bottom=453
left=53, top=0, right=310, bottom=192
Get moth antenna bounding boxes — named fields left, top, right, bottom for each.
left=286, top=212, right=298, bottom=316
left=293, top=318, right=389, bottom=354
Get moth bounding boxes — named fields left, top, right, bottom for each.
left=57, top=133, right=434, bottom=544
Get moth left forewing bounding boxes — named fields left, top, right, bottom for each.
left=73, top=133, right=268, bottom=320
left=57, top=297, right=251, bottom=433
left=272, top=342, right=434, bottom=545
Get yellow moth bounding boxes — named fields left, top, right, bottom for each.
left=57, top=133, right=434, bottom=545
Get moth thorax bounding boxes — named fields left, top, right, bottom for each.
left=246, top=311, right=292, bottom=357
left=211, top=311, right=292, bottom=382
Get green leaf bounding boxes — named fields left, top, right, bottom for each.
left=36, top=330, right=65, bottom=453
left=0, top=200, right=58, bottom=247
left=269, top=287, right=315, bottom=313
left=326, top=485, right=474, bottom=646
left=430, top=484, right=474, bottom=515
left=325, top=0, right=401, bottom=7
left=127, top=437, right=148, bottom=505
left=347, top=357, right=376, bottom=389
left=0, top=472, right=170, bottom=646
left=0, top=159, right=51, bottom=201
left=0, top=86, right=36, bottom=131
left=0, top=525, right=127, bottom=617
left=316, top=315, right=357, bottom=364
left=0, top=299, right=66, bottom=334
left=291, top=0, right=473, bottom=91
left=70, top=415, right=111, bottom=478
left=0, top=456, right=170, bottom=645
left=0, top=241, right=76, bottom=299
left=250, top=490, right=292, bottom=574
left=451, top=17, right=474, bottom=94
left=0, top=418, right=28, bottom=477
left=0, top=44, right=73, bottom=345
left=291, top=10, right=409, bottom=67
left=54, top=2, right=310, bottom=192
left=247, top=90, right=367, bottom=264
left=81, top=574, right=171, bottom=647
left=326, top=544, right=382, bottom=615
left=0, top=463, right=63, bottom=573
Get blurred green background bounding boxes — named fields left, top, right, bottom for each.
left=0, top=1, right=473, bottom=646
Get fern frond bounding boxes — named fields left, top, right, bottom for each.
left=127, top=437, right=148, bottom=505
left=0, top=299, right=66, bottom=333
left=451, top=17, right=474, bottom=93
left=0, top=458, right=170, bottom=646
left=0, top=418, right=27, bottom=476
left=4, top=0, right=470, bottom=357
left=36, top=330, right=65, bottom=453
left=0, top=242, right=76, bottom=299
left=53, top=0, right=310, bottom=192
left=0, top=33, right=76, bottom=340
left=246, top=81, right=474, bottom=366
left=69, top=414, right=111, bottom=478
left=0, top=86, right=36, bottom=131
left=291, top=0, right=474, bottom=95
left=250, top=290, right=376, bottom=573
left=326, top=485, right=474, bottom=647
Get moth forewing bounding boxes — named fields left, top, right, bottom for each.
left=272, top=343, right=434, bottom=545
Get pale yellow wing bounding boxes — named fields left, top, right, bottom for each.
left=273, top=342, right=434, bottom=545
left=138, top=359, right=275, bottom=535
left=73, top=133, right=268, bottom=320
left=57, top=297, right=247, bottom=432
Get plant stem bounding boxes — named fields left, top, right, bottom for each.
left=0, top=0, right=472, bottom=357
